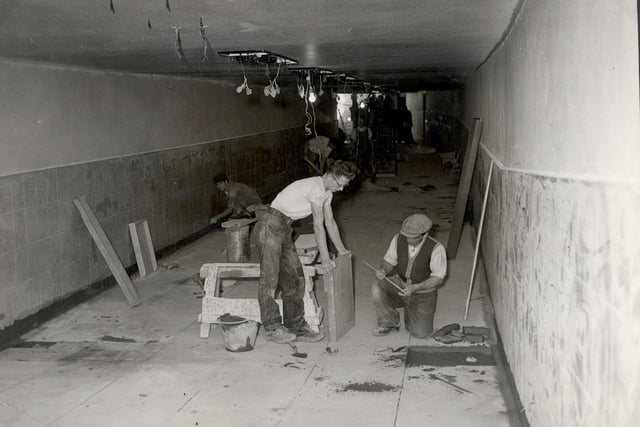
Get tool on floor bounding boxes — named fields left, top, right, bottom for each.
left=362, top=260, right=405, bottom=293
left=432, top=323, right=464, bottom=344
left=287, top=342, right=308, bottom=358
left=429, top=374, right=474, bottom=396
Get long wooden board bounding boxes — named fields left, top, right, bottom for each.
left=446, top=117, right=483, bottom=260
left=128, top=220, right=157, bottom=278
left=74, top=197, right=141, bottom=307
left=323, top=253, right=354, bottom=342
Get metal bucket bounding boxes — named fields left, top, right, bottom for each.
left=218, top=315, right=258, bottom=352
left=225, top=225, right=251, bottom=262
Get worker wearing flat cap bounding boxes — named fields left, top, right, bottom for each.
left=371, top=213, right=447, bottom=338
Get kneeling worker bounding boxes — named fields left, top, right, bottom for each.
left=371, top=213, right=446, bottom=338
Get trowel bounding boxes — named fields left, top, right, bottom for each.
left=287, top=342, right=308, bottom=358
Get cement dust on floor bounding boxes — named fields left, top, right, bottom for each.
left=0, top=152, right=514, bottom=427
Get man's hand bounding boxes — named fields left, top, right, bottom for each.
left=398, top=280, right=415, bottom=297
left=374, top=268, right=386, bottom=280
left=321, top=259, right=336, bottom=275
left=209, top=216, right=218, bottom=225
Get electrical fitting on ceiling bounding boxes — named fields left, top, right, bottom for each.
left=218, top=50, right=297, bottom=98
left=263, top=63, right=282, bottom=98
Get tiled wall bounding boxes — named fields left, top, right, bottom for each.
left=472, top=149, right=640, bottom=427
left=0, top=127, right=312, bottom=330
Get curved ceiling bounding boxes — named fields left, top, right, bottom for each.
left=0, top=0, right=519, bottom=91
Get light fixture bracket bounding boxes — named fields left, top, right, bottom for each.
left=217, top=50, right=298, bottom=65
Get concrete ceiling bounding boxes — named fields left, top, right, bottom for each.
left=0, top=0, right=519, bottom=91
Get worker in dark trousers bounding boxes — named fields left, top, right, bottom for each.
left=209, top=173, right=263, bottom=226
left=397, top=103, right=415, bottom=144
left=253, top=160, right=357, bottom=344
left=370, top=214, right=447, bottom=338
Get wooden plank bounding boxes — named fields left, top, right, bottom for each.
left=74, top=197, right=141, bottom=307
left=323, top=253, right=354, bottom=342
left=128, top=220, right=157, bottom=278
left=464, top=159, right=494, bottom=319
left=446, top=117, right=483, bottom=260
left=221, top=218, right=257, bottom=228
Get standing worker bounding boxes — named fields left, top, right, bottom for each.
left=209, top=173, right=263, bottom=226
left=397, top=103, right=415, bottom=144
left=370, top=214, right=447, bottom=338
left=254, top=160, right=357, bottom=344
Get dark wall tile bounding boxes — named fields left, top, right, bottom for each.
left=15, top=246, right=35, bottom=283
left=0, top=249, right=16, bottom=291
left=23, top=170, right=57, bottom=208
left=0, top=212, right=15, bottom=252
left=0, top=181, right=14, bottom=215
left=56, top=164, right=88, bottom=200
left=24, top=204, right=49, bottom=243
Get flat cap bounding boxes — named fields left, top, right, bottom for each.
left=400, top=214, right=433, bottom=238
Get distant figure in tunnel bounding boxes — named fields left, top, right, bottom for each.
left=209, top=173, right=263, bottom=226
left=370, top=214, right=447, bottom=338
left=397, top=103, right=415, bottom=144
left=351, top=116, right=375, bottom=181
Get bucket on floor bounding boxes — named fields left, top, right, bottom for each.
left=217, top=314, right=258, bottom=352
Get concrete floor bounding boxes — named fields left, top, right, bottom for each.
left=0, top=150, right=514, bottom=427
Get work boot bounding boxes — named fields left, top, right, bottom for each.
left=372, top=325, right=400, bottom=336
left=264, top=325, right=296, bottom=344
left=289, top=323, right=325, bottom=343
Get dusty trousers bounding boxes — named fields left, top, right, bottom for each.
left=372, top=278, right=437, bottom=338
left=254, top=207, right=305, bottom=331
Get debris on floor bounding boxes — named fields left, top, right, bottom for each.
left=325, top=346, right=339, bottom=355
left=428, top=374, right=474, bottom=395
left=338, top=381, right=399, bottom=393
left=432, top=323, right=491, bottom=344
left=406, top=346, right=495, bottom=367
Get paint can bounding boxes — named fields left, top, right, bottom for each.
left=218, top=314, right=258, bottom=352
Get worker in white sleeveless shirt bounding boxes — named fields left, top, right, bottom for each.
left=254, top=160, right=357, bottom=344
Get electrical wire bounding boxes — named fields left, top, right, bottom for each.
left=199, top=17, right=211, bottom=62
left=172, top=26, right=184, bottom=60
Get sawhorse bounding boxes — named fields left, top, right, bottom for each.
left=198, top=263, right=322, bottom=338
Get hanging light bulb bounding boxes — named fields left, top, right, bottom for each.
left=236, top=77, right=247, bottom=94
left=308, top=89, right=317, bottom=103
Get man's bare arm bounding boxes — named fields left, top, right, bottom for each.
left=323, top=201, right=348, bottom=254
